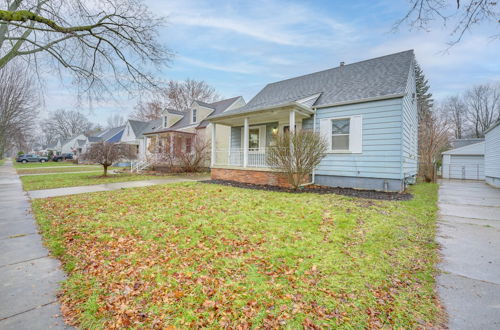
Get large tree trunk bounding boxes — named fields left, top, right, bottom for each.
left=103, top=165, right=108, bottom=177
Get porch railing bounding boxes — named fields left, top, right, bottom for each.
left=214, top=148, right=273, bottom=168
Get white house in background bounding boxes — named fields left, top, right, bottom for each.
left=121, top=118, right=163, bottom=159
left=60, top=134, right=88, bottom=156
left=484, top=120, right=500, bottom=188
left=46, top=139, right=62, bottom=154
left=442, top=141, right=485, bottom=180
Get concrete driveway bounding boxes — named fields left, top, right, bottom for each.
left=437, top=179, right=500, bottom=329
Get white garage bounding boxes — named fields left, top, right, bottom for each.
left=442, top=142, right=485, bottom=180
left=485, top=120, right=500, bottom=187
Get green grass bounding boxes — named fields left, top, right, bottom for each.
left=32, top=182, right=442, bottom=328
left=21, top=171, right=170, bottom=190
left=14, top=161, right=78, bottom=168
left=0, top=159, right=4, bottom=166
left=16, top=166, right=119, bottom=175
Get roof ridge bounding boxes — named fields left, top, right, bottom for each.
left=265, top=49, right=414, bottom=87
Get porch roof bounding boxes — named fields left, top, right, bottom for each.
left=208, top=102, right=313, bottom=126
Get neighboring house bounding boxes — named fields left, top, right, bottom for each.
left=141, top=97, right=246, bottom=164
left=442, top=141, right=485, bottom=180
left=484, top=120, right=500, bottom=188
left=61, top=134, right=88, bottom=156
left=46, top=139, right=62, bottom=154
left=121, top=118, right=163, bottom=159
left=208, top=50, right=418, bottom=192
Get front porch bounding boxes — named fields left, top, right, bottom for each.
left=210, top=103, right=314, bottom=170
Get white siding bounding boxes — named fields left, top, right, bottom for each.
left=485, top=123, right=500, bottom=187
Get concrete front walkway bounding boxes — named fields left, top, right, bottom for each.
left=437, top=179, right=500, bottom=329
left=0, top=160, right=68, bottom=329
left=28, top=176, right=209, bottom=199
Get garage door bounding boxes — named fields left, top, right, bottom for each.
left=446, top=155, right=485, bottom=180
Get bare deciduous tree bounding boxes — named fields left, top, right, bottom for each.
left=443, top=95, right=468, bottom=139
left=0, top=0, right=171, bottom=97
left=176, top=136, right=209, bottom=172
left=464, top=83, right=500, bottom=137
left=0, top=64, right=39, bottom=157
left=41, top=109, right=94, bottom=142
left=267, top=130, right=327, bottom=189
left=164, top=79, right=221, bottom=111
left=419, top=110, right=450, bottom=182
left=396, top=0, right=499, bottom=45
left=131, top=78, right=221, bottom=120
left=82, top=142, right=136, bottom=176
left=130, top=98, right=163, bottom=121
left=106, top=114, right=126, bottom=129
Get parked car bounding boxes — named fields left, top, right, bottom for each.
left=16, top=154, right=49, bottom=163
left=52, top=153, right=74, bottom=162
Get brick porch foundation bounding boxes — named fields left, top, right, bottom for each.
left=211, top=168, right=310, bottom=188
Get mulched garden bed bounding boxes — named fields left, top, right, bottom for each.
left=201, top=179, right=413, bottom=201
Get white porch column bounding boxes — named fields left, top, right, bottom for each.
left=243, top=117, right=249, bottom=167
left=211, top=123, right=216, bottom=167
left=289, top=110, right=296, bottom=133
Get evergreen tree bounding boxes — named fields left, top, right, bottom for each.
left=415, top=62, right=434, bottom=122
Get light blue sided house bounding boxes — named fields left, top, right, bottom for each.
left=208, top=50, right=418, bottom=192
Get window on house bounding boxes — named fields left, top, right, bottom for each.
left=192, top=109, right=197, bottom=123
left=249, top=128, right=260, bottom=150
left=163, top=116, right=168, bottom=128
left=186, top=137, right=192, bottom=153
left=331, top=118, right=350, bottom=150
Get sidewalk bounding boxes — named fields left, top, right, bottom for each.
left=28, top=176, right=209, bottom=199
left=0, top=160, right=69, bottom=329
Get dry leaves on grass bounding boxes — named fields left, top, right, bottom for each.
left=33, top=182, right=442, bottom=328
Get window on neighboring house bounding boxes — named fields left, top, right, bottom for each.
left=331, top=118, right=350, bottom=150
left=192, top=109, right=197, bottom=123
left=186, top=137, right=192, bottom=153
left=163, top=116, right=168, bottom=128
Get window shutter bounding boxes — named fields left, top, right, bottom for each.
left=349, top=115, right=363, bottom=153
left=319, top=118, right=332, bottom=151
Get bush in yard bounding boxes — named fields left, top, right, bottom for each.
left=82, top=142, right=136, bottom=176
left=176, top=136, right=210, bottom=172
left=267, top=130, right=327, bottom=189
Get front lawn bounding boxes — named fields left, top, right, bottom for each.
left=32, top=182, right=442, bottom=328
left=14, top=161, right=78, bottom=168
left=17, top=165, right=106, bottom=175
left=21, top=171, right=168, bottom=190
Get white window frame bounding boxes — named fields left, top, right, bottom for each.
left=241, top=125, right=266, bottom=153
left=320, top=115, right=362, bottom=154
left=163, top=116, right=168, bottom=128
left=192, top=109, right=197, bottom=123
left=330, top=117, right=350, bottom=152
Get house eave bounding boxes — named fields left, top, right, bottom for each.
left=313, top=93, right=406, bottom=109
left=209, top=102, right=313, bottom=123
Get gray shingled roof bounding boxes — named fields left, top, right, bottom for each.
left=87, top=136, right=102, bottom=143
left=128, top=120, right=149, bottom=137
left=100, top=126, right=125, bottom=142
left=144, top=97, right=243, bottom=134
left=140, top=119, right=163, bottom=136
left=197, top=96, right=243, bottom=128
left=211, top=50, right=414, bottom=119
